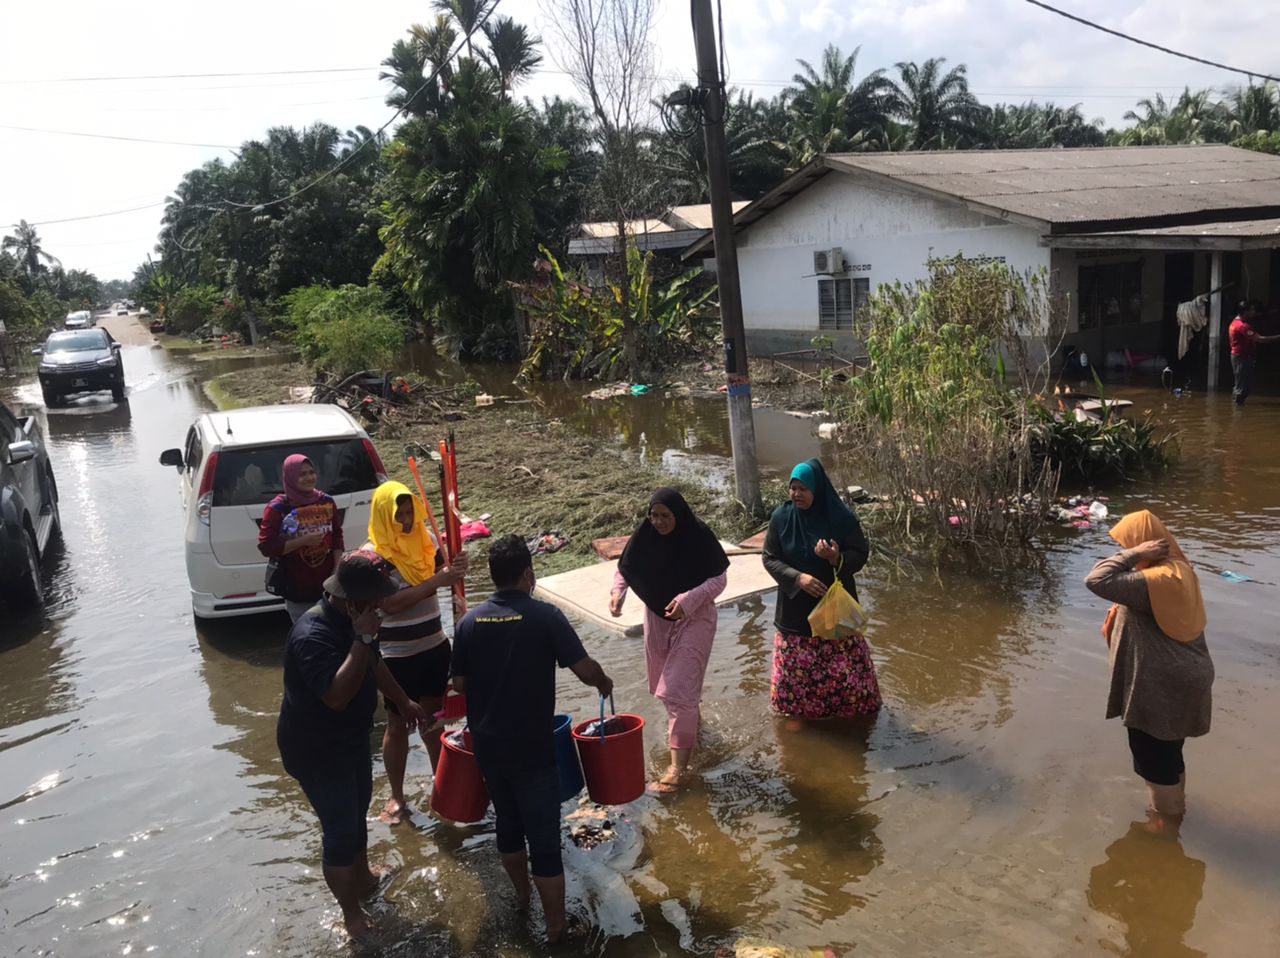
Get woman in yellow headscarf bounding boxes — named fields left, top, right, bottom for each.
left=364, top=481, right=467, bottom=824
left=1085, top=510, right=1213, bottom=820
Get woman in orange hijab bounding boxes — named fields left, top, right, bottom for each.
left=1085, top=511, right=1214, bottom=820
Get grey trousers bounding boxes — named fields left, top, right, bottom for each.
left=1231, top=355, right=1255, bottom=406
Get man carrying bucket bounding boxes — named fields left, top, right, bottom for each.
left=451, top=535, right=613, bottom=945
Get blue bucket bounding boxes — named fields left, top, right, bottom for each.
left=553, top=713, right=584, bottom=802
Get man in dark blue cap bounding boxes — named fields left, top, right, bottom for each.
left=276, top=549, right=430, bottom=940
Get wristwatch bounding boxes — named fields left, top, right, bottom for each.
left=359, top=633, right=376, bottom=646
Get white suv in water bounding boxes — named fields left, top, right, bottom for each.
left=159, top=405, right=387, bottom=619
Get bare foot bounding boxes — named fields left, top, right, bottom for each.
left=378, top=798, right=405, bottom=826
left=342, top=908, right=373, bottom=941
left=360, top=863, right=399, bottom=899
left=648, top=768, right=684, bottom=795
left=546, top=913, right=586, bottom=945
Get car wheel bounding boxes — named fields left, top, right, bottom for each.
left=41, top=387, right=61, bottom=407
left=45, top=467, right=61, bottom=538
left=1, top=528, right=43, bottom=610
left=111, top=382, right=126, bottom=402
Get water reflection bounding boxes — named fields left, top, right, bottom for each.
left=1088, top=819, right=1207, bottom=958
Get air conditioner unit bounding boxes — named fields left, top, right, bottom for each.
left=813, top=248, right=844, bottom=275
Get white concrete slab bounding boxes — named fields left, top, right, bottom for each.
left=536, top=553, right=778, bottom=636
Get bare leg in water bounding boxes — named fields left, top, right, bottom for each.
left=322, top=862, right=374, bottom=939
left=1146, top=772, right=1187, bottom=821
left=500, top=850, right=568, bottom=942
left=380, top=696, right=444, bottom=823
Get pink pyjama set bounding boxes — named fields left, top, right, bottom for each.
left=614, top=569, right=727, bottom=749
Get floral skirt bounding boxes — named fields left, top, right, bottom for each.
left=770, top=630, right=882, bottom=719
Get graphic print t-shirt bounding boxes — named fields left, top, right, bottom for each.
left=258, top=494, right=344, bottom=602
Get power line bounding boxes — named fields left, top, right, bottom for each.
left=1022, top=0, right=1280, bottom=83
left=0, top=66, right=375, bottom=85
left=222, top=3, right=501, bottom=213
left=10, top=201, right=167, bottom=228
left=0, top=124, right=237, bottom=149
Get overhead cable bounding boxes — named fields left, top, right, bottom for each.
left=10, top=201, right=168, bottom=228
left=221, top=2, right=501, bottom=212
left=0, top=124, right=238, bottom=149
left=1022, top=0, right=1280, bottom=83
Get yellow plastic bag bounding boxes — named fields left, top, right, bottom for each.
left=806, top=577, right=868, bottom=640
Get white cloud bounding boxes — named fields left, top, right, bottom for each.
left=1, top=0, right=1276, bottom=278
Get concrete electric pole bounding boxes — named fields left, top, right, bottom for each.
left=690, top=0, right=762, bottom=513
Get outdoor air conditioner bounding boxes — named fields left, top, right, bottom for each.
left=813, top=248, right=844, bottom=275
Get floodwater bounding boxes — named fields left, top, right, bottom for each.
left=3, top=333, right=1279, bottom=957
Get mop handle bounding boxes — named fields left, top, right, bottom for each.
left=407, top=456, right=448, bottom=560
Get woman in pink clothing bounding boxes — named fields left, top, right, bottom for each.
left=610, top=488, right=729, bottom=793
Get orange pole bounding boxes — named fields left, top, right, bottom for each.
left=407, top=456, right=447, bottom=559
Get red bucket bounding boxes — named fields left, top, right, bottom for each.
left=572, top=708, right=646, bottom=805
left=429, top=729, right=489, bottom=823
left=437, top=688, right=467, bottom=722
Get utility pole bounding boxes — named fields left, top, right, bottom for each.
left=691, top=0, right=761, bottom=512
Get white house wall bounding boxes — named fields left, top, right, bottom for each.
left=734, top=170, right=1051, bottom=354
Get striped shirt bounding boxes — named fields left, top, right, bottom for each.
left=364, top=538, right=446, bottom=659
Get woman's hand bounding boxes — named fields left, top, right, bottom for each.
left=608, top=590, right=625, bottom=617
left=283, top=531, right=326, bottom=554
left=664, top=598, right=685, bottom=621
left=815, top=538, right=840, bottom=565
left=1130, top=538, right=1170, bottom=566
left=797, top=574, right=828, bottom=598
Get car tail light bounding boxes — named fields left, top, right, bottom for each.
left=362, top=439, right=388, bottom=484
left=197, top=451, right=219, bottom=525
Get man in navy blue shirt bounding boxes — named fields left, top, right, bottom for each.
left=277, top=550, right=430, bottom=940
left=452, top=535, right=612, bottom=944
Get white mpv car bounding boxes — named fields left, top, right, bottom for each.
left=159, top=404, right=386, bottom=619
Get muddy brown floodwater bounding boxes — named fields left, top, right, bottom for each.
left=2, top=336, right=1278, bottom=957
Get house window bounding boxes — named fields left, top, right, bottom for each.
left=1077, top=261, right=1143, bottom=329
left=817, top=277, right=869, bottom=331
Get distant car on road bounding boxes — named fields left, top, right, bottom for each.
left=116, top=306, right=129, bottom=316
left=159, top=404, right=387, bottom=620
left=64, top=310, right=93, bottom=329
left=0, top=399, right=60, bottom=610
left=38, top=328, right=126, bottom=406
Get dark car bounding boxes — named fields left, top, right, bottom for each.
left=0, top=400, right=59, bottom=610
left=37, top=328, right=126, bottom=405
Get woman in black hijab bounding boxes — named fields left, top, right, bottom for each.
left=610, top=488, right=729, bottom=792
left=763, top=458, right=880, bottom=719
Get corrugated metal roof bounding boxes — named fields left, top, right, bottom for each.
left=579, top=218, right=673, bottom=238
left=666, top=201, right=749, bottom=230
left=684, top=146, right=1280, bottom=258
left=1049, top=216, right=1280, bottom=251
left=824, top=145, right=1280, bottom=226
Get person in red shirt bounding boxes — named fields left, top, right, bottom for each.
left=1228, top=302, right=1280, bottom=406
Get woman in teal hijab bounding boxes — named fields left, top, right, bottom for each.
left=762, top=458, right=881, bottom=718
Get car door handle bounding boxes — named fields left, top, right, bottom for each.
left=354, top=499, right=371, bottom=506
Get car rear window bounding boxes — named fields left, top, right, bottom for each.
left=211, top=439, right=377, bottom=507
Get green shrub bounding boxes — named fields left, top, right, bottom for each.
left=518, top=245, right=717, bottom=381
left=0, top=280, right=40, bottom=330
left=280, top=284, right=405, bottom=376
left=1030, top=409, right=1174, bottom=482
left=168, top=284, right=224, bottom=333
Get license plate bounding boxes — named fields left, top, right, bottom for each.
left=72, top=379, right=88, bottom=387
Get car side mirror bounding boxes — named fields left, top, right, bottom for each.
left=159, top=448, right=184, bottom=469
left=8, top=440, right=36, bottom=465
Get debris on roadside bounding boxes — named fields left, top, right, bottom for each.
left=565, top=802, right=617, bottom=849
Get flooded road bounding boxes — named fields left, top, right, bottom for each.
left=2, top=335, right=1279, bottom=957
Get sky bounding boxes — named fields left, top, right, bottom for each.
left=1, top=0, right=1276, bottom=281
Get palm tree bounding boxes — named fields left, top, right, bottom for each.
left=654, top=89, right=787, bottom=201
left=1, top=221, right=60, bottom=281
left=481, top=16, right=542, bottom=99
left=979, top=102, right=1103, bottom=149
left=885, top=57, right=982, bottom=150
left=1227, top=81, right=1280, bottom=135
left=1118, top=88, right=1230, bottom=144
left=781, top=45, right=890, bottom=167
left=432, top=0, right=493, bottom=58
